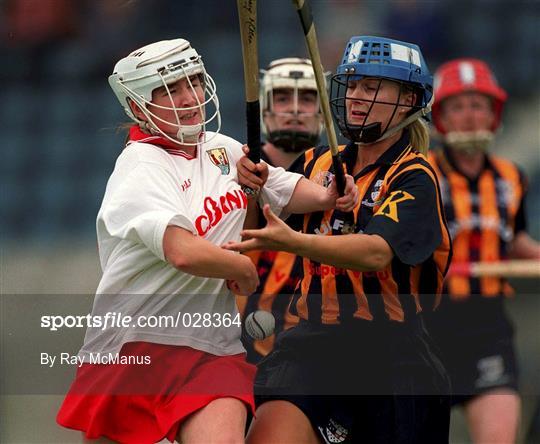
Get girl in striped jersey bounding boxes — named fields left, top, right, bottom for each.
left=228, top=36, right=452, bottom=444
left=427, top=58, right=540, bottom=444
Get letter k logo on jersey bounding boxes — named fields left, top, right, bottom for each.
left=375, top=190, right=414, bottom=222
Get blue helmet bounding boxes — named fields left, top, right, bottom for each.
left=330, top=36, right=433, bottom=144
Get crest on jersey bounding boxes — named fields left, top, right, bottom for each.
left=371, top=179, right=383, bottom=202
left=206, top=147, right=230, bottom=175
left=318, top=418, right=349, bottom=443
left=362, top=179, right=384, bottom=208
left=312, top=170, right=334, bottom=188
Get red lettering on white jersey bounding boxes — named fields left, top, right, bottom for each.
left=195, top=190, right=247, bottom=236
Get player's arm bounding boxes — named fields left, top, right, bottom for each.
left=225, top=204, right=392, bottom=271
left=282, top=175, right=357, bottom=213
left=163, top=226, right=258, bottom=294
left=293, top=230, right=392, bottom=271
left=237, top=152, right=357, bottom=214
left=226, top=168, right=442, bottom=271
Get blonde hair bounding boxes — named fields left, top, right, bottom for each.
left=399, top=83, right=430, bottom=155
left=407, top=118, right=430, bottom=155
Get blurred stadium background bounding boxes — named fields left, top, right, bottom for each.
left=1, top=0, right=538, bottom=442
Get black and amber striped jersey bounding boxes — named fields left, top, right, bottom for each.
left=237, top=150, right=303, bottom=364
left=428, top=146, right=527, bottom=300
left=289, top=132, right=452, bottom=324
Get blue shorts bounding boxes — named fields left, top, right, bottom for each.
left=435, top=329, right=518, bottom=406
left=254, top=318, right=451, bottom=443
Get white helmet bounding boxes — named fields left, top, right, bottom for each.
left=109, top=38, right=220, bottom=146
left=260, top=57, right=324, bottom=152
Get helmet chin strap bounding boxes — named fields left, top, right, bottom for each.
left=177, top=123, right=203, bottom=143
left=145, top=121, right=203, bottom=146
left=444, top=130, right=494, bottom=154
left=356, top=94, right=434, bottom=146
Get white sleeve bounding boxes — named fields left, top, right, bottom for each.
left=225, top=138, right=245, bottom=166
left=259, top=163, right=303, bottom=216
left=99, top=162, right=195, bottom=261
left=225, top=139, right=302, bottom=216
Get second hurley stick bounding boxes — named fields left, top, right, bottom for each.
left=292, top=0, right=346, bottom=195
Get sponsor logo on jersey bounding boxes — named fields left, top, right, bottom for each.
left=195, top=190, right=247, bottom=236
left=315, top=218, right=352, bottom=235
left=312, top=170, right=334, bottom=188
left=206, top=147, right=230, bottom=175
left=181, top=178, right=192, bottom=192
left=309, top=263, right=390, bottom=280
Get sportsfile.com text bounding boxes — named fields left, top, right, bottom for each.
left=40, top=312, right=242, bottom=331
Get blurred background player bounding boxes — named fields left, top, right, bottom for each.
left=230, top=36, right=452, bottom=444
left=427, top=58, right=540, bottom=444
left=259, top=57, right=323, bottom=168
left=238, top=57, right=324, bottom=364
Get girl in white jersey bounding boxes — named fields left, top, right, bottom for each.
left=56, top=38, right=357, bottom=444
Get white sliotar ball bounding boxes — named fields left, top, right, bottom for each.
left=245, top=310, right=275, bottom=340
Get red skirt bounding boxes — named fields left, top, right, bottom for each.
left=57, top=342, right=256, bottom=443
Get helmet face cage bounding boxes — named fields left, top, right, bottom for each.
left=330, top=36, right=433, bottom=144
left=331, top=74, right=425, bottom=144
left=261, top=58, right=323, bottom=152
left=109, top=39, right=221, bottom=146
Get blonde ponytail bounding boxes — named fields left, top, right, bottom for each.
left=407, top=118, right=430, bottom=155
left=399, top=83, right=430, bottom=155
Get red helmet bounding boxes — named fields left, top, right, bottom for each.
left=432, top=58, right=507, bottom=133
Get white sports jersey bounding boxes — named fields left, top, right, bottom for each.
left=79, top=127, right=302, bottom=360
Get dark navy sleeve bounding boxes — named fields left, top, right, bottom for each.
left=365, top=169, right=442, bottom=266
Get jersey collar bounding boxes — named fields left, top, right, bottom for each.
left=342, top=131, right=412, bottom=178
left=373, top=130, right=412, bottom=166
left=127, top=125, right=198, bottom=159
